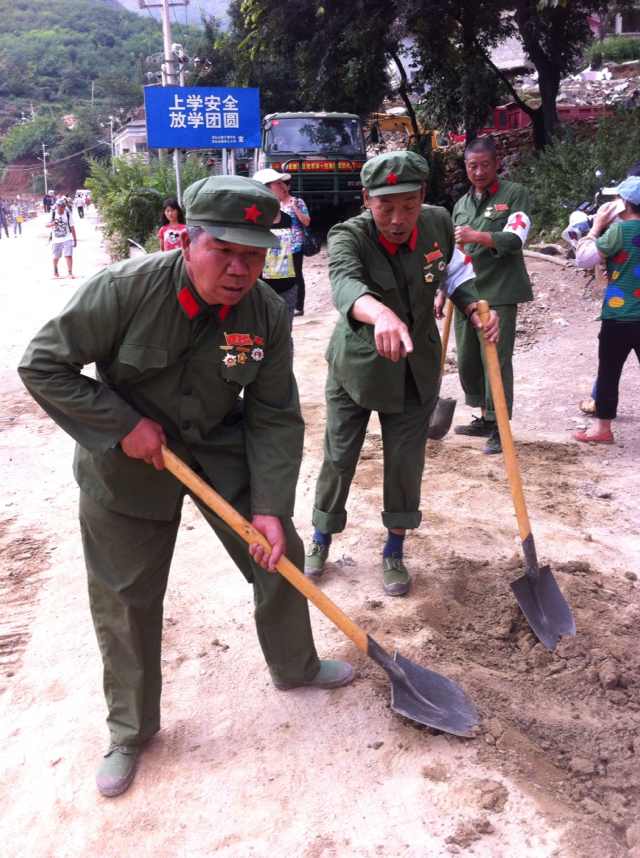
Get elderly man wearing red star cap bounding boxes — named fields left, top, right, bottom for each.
left=18, top=174, right=354, bottom=799
left=304, top=150, right=499, bottom=596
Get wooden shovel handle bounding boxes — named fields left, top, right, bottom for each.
left=161, top=446, right=369, bottom=654
left=439, top=298, right=454, bottom=377
left=476, top=301, right=532, bottom=541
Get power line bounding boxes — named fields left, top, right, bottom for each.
left=3, top=140, right=110, bottom=172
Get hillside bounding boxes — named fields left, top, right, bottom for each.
left=0, top=0, right=201, bottom=124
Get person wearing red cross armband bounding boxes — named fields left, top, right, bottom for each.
left=451, top=135, right=533, bottom=454
left=18, top=175, right=353, bottom=799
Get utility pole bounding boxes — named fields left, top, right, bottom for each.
left=42, top=142, right=49, bottom=195
left=109, top=115, right=116, bottom=172
left=139, top=0, right=189, bottom=203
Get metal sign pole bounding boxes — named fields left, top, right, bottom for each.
left=160, top=0, right=182, bottom=204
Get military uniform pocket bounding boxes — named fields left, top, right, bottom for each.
left=219, top=360, right=261, bottom=389
left=115, top=344, right=169, bottom=381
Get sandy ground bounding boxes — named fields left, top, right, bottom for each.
left=1, top=214, right=639, bottom=858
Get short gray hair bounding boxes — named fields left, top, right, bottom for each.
left=186, top=225, right=205, bottom=243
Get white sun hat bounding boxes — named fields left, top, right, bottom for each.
left=252, top=168, right=291, bottom=185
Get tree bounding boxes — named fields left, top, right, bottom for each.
left=0, top=114, right=60, bottom=162
left=229, top=0, right=396, bottom=115
left=404, top=0, right=511, bottom=143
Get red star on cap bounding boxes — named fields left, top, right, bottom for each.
left=244, top=204, right=262, bottom=223
left=386, top=172, right=399, bottom=186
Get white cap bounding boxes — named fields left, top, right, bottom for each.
left=252, top=168, right=291, bottom=185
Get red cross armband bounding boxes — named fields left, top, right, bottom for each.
left=503, top=211, right=531, bottom=244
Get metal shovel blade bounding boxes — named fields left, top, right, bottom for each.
left=367, top=636, right=479, bottom=737
left=511, top=565, right=576, bottom=651
left=427, top=397, right=457, bottom=440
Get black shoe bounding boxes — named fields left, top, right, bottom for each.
left=454, top=416, right=495, bottom=437
left=484, top=426, right=502, bottom=455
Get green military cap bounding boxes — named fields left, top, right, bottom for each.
left=183, top=175, right=280, bottom=248
left=361, top=150, right=429, bottom=197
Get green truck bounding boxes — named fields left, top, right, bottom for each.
left=256, top=112, right=366, bottom=212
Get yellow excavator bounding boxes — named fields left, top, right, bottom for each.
left=368, top=112, right=444, bottom=150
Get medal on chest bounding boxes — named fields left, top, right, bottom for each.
left=220, top=332, right=265, bottom=367
left=423, top=242, right=443, bottom=284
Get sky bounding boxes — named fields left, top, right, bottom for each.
left=116, top=0, right=229, bottom=27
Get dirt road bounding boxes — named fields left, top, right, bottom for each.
left=1, top=215, right=638, bottom=857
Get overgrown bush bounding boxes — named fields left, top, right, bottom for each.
left=511, top=109, right=640, bottom=239
left=86, top=155, right=210, bottom=259
left=587, top=36, right=640, bottom=65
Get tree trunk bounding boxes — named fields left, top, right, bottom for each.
left=513, top=0, right=561, bottom=150
left=461, top=4, right=478, bottom=143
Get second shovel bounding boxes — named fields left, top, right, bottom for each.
left=477, top=300, right=576, bottom=651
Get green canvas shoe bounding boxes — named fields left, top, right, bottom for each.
left=96, top=745, right=139, bottom=798
left=483, top=426, right=502, bottom=455
left=304, top=540, right=329, bottom=578
left=383, top=555, right=411, bottom=596
left=274, top=659, right=354, bottom=690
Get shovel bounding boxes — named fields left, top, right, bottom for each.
left=161, top=445, right=480, bottom=737
left=427, top=298, right=456, bottom=440
left=477, top=300, right=576, bottom=651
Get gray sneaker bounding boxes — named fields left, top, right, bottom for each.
left=382, top=555, right=411, bottom=596
left=304, top=540, right=329, bottom=578
left=96, top=745, right=139, bottom=797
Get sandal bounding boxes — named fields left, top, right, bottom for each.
left=574, top=429, right=614, bottom=444
left=579, top=398, right=596, bottom=415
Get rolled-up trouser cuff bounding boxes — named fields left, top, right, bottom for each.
left=381, top=510, right=422, bottom=530
left=464, top=393, right=484, bottom=408
left=312, top=506, right=347, bottom=534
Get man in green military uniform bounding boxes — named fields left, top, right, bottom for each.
left=451, top=135, right=533, bottom=454
left=304, top=151, right=499, bottom=596
left=18, top=176, right=353, bottom=799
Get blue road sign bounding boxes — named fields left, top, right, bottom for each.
left=143, top=86, right=261, bottom=149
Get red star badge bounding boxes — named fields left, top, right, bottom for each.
left=244, top=204, right=262, bottom=223
left=386, top=172, right=398, bottom=186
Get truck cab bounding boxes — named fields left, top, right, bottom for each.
left=257, top=112, right=366, bottom=212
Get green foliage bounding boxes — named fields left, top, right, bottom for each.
left=511, top=109, right=640, bottom=238
left=587, top=36, right=640, bottom=64
left=0, top=0, right=201, bottom=111
left=214, top=0, right=394, bottom=114
left=86, top=155, right=210, bottom=259
left=0, top=114, right=58, bottom=161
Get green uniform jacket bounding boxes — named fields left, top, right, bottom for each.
left=452, top=179, right=533, bottom=306
left=18, top=250, right=304, bottom=521
left=326, top=205, right=478, bottom=413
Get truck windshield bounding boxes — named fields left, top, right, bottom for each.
left=266, top=117, right=365, bottom=156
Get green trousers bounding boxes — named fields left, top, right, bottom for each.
left=312, top=372, right=437, bottom=534
left=79, top=488, right=319, bottom=747
left=454, top=304, right=517, bottom=420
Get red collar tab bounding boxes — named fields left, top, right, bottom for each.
left=378, top=225, right=418, bottom=256
left=178, top=286, right=200, bottom=319
left=386, top=172, right=399, bottom=186
left=488, top=180, right=499, bottom=196
left=178, top=287, right=231, bottom=321
left=244, top=204, right=262, bottom=223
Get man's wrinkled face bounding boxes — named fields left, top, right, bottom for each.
left=365, top=188, right=424, bottom=244
left=464, top=151, right=499, bottom=193
left=181, top=231, right=267, bottom=305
